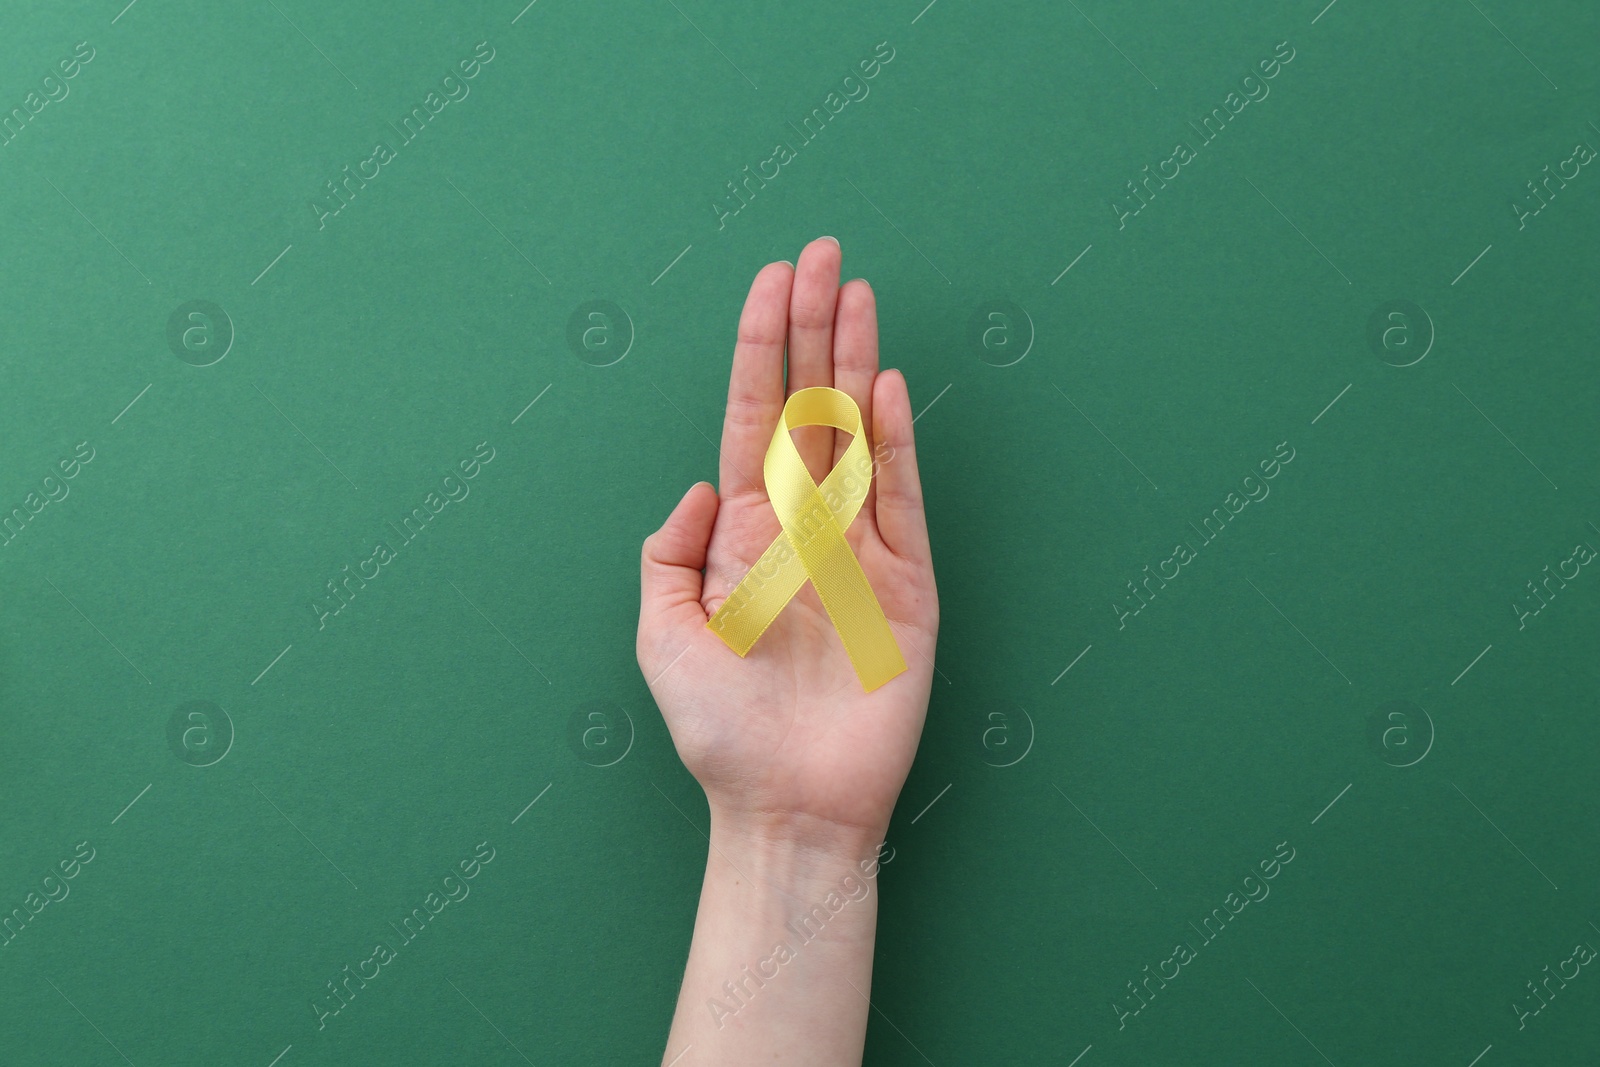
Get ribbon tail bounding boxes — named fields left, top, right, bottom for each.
left=705, top=536, right=808, bottom=656
left=803, top=533, right=908, bottom=692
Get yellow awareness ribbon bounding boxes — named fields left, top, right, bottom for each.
left=707, top=387, right=907, bottom=692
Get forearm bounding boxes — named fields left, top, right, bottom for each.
left=662, top=809, right=892, bottom=1066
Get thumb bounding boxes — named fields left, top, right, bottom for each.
left=639, top=482, right=720, bottom=629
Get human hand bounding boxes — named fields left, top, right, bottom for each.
left=637, top=237, right=938, bottom=849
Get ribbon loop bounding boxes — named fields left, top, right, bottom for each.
left=707, top=387, right=907, bottom=692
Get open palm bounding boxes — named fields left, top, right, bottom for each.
left=637, top=237, right=938, bottom=842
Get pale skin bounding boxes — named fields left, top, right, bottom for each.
left=638, top=236, right=939, bottom=1065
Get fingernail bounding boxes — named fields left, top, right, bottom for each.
left=778, top=260, right=795, bottom=269
left=819, top=235, right=840, bottom=247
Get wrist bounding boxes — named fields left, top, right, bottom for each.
left=710, top=805, right=886, bottom=864
left=669, top=804, right=892, bottom=1059
left=705, top=805, right=894, bottom=912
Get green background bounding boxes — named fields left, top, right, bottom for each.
left=2, top=0, right=1597, bottom=1063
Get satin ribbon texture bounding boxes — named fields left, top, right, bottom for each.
left=706, top=386, right=907, bottom=692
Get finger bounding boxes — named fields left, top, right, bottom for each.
left=831, top=277, right=879, bottom=483
left=720, top=261, right=792, bottom=499
left=785, top=236, right=842, bottom=482
left=640, top=482, right=721, bottom=631
left=871, top=369, right=931, bottom=564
